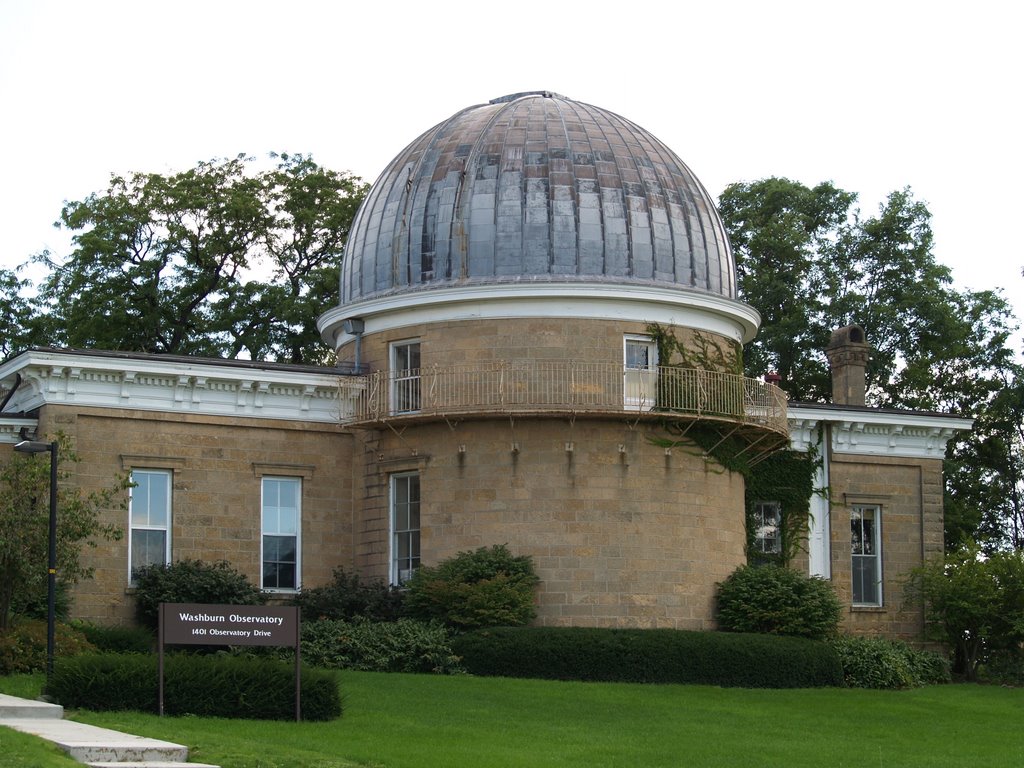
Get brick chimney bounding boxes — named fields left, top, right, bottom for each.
left=825, top=325, right=869, bottom=406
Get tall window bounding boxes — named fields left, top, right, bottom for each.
left=391, top=472, right=421, bottom=585
left=129, top=469, right=171, bottom=581
left=391, top=340, right=421, bottom=414
left=624, top=335, right=657, bottom=410
left=851, top=504, right=881, bottom=605
left=262, top=477, right=301, bottom=591
left=752, top=501, right=782, bottom=556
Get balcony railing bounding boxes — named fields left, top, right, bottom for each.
left=342, top=361, right=787, bottom=435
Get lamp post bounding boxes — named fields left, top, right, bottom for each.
left=14, top=439, right=58, bottom=681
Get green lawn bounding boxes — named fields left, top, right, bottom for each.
left=3, top=672, right=1022, bottom=768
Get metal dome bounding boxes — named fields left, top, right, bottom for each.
left=340, top=91, right=736, bottom=304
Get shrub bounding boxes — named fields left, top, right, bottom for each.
left=828, top=635, right=950, bottom=689
left=72, top=621, right=155, bottom=654
left=405, top=544, right=539, bottom=629
left=716, top=565, right=842, bottom=640
left=133, top=560, right=265, bottom=630
left=46, top=652, right=341, bottom=720
left=299, top=618, right=464, bottom=674
left=979, top=650, right=1024, bottom=685
left=10, top=580, right=73, bottom=623
left=0, top=619, right=96, bottom=674
left=905, top=546, right=1024, bottom=680
left=451, top=626, right=843, bottom=688
left=294, top=567, right=405, bottom=622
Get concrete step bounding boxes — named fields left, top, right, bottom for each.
left=0, top=692, right=64, bottom=718
left=0, top=693, right=221, bottom=767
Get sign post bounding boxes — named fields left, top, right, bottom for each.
left=158, top=603, right=301, bottom=720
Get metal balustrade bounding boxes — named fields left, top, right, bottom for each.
left=342, top=361, right=787, bottom=435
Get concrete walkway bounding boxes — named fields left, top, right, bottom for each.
left=0, top=693, right=220, bottom=768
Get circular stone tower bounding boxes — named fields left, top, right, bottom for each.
left=319, top=92, right=786, bottom=629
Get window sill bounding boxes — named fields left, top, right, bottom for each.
left=850, top=604, right=885, bottom=613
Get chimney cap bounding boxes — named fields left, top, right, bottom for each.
left=827, top=324, right=867, bottom=349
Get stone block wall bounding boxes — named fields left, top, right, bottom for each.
left=826, top=453, right=945, bottom=639
left=34, top=405, right=356, bottom=625
left=358, top=417, right=746, bottom=630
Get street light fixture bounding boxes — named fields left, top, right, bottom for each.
left=14, top=439, right=58, bottom=681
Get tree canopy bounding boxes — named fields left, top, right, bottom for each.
left=18, top=153, right=367, bottom=364
left=720, top=178, right=1017, bottom=412
left=720, top=177, right=1022, bottom=551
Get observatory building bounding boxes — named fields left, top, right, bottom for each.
left=0, top=93, right=970, bottom=636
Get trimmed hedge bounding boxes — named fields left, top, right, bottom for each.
left=72, top=622, right=155, bottom=654
left=46, top=652, right=341, bottom=720
left=451, top=627, right=844, bottom=688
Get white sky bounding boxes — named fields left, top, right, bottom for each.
left=1, top=0, right=1021, bottom=338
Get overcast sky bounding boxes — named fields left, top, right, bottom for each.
left=1, top=0, right=1021, bottom=336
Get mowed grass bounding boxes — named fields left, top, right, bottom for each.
left=3, top=671, right=1023, bottom=767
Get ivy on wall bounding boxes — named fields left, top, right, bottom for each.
left=645, top=323, right=742, bottom=374
left=643, top=323, right=820, bottom=566
left=744, top=449, right=820, bottom=566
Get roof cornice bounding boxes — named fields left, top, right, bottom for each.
left=788, top=403, right=973, bottom=459
left=319, top=282, right=762, bottom=349
left=0, top=349, right=362, bottom=424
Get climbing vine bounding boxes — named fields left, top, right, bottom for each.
left=744, top=448, right=820, bottom=566
left=644, top=323, right=820, bottom=566
left=645, top=323, right=742, bottom=374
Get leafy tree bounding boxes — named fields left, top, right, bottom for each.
left=28, top=153, right=366, bottom=364
left=0, top=434, right=127, bottom=630
left=904, top=546, right=1024, bottom=680
left=0, top=267, right=37, bottom=359
left=720, top=178, right=1016, bottom=412
left=720, top=178, right=1021, bottom=547
left=943, top=366, right=1024, bottom=552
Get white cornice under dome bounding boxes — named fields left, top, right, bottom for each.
left=318, top=283, right=762, bottom=350
left=788, top=404, right=974, bottom=460
left=0, top=350, right=364, bottom=429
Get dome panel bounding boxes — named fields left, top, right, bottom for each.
left=340, top=92, right=736, bottom=304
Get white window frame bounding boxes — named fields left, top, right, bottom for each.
left=851, top=504, right=882, bottom=606
left=390, top=339, right=422, bottom=414
left=261, top=476, right=302, bottom=592
left=752, top=500, right=782, bottom=555
left=624, top=335, right=658, bottom=410
left=128, top=469, right=172, bottom=582
left=390, top=471, right=421, bottom=585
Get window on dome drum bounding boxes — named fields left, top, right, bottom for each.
left=391, top=472, right=420, bottom=585
left=390, top=340, right=421, bottom=414
left=129, top=469, right=171, bottom=582
left=262, top=477, right=301, bottom=591
left=851, top=504, right=882, bottom=605
left=752, top=501, right=782, bottom=555
left=624, top=335, right=658, bottom=410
